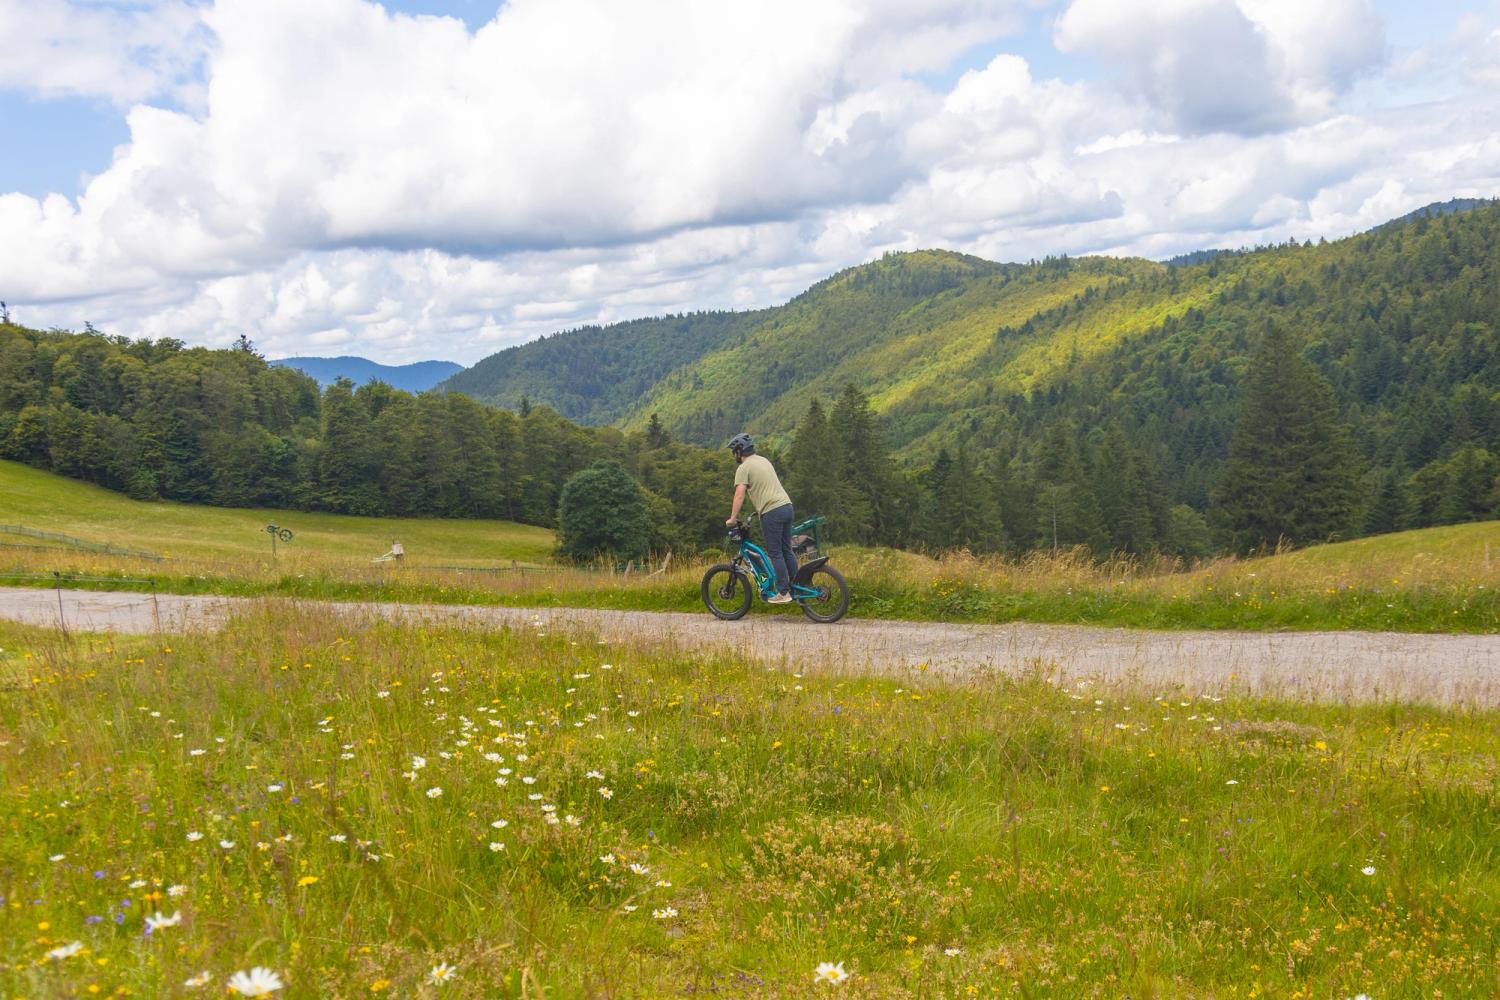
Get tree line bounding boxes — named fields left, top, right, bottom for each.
left=782, top=318, right=1491, bottom=558
left=0, top=325, right=738, bottom=554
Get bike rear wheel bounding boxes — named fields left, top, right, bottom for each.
left=798, top=564, right=849, bottom=623
left=701, top=564, right=753, bottom=620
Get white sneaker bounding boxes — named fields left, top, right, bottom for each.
left=766, top=592, right=793, bottom=604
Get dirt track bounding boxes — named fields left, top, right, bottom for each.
left=2, top=586, right=1498, bottom=707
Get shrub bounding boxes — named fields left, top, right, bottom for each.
left=557, top=460, right=651, bottom=564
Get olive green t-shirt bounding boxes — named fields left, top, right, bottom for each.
left=734, top=454, right=792, bottom=517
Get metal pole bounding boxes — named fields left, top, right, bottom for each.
left=54, top=571, right=67, bottom=638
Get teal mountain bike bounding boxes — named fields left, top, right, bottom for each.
left=701, top=517, right=850, bottom=623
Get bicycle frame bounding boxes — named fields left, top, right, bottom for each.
left=732, top=536, right=820, bottom=601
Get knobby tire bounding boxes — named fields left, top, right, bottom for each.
left=700, top=564, right=753, bottom=620
left=798, top=565, right=850, bottom=623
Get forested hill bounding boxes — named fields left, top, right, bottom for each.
left=448, top=203, right=1497, bottom=459
left=437, top=201, right=1500, bottom=551
left=439, top=310, right=769, bottom=424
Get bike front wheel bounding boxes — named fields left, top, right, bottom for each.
left=798, top=564, right=850, bottom=623
left=701, top=564, right=753, bottom=620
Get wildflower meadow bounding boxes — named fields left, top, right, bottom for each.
left=1, top=605, right=1495, bottom=997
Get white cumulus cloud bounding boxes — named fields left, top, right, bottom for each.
left=3, top=0, right=1500, bottom=365
left=0, top=0, right=1034, bottom=306
left=1055, top=0, right=1385, bottom=134
left=0, top=0, right=209, bottom=105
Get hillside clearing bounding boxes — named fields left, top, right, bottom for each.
left=0, top=459, right=555, bottom=567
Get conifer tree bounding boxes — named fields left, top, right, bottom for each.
left=917, top=448, right=954, bottom=547
left=1363, top=465, right=1407, bottom=535
left=1435, top=448, right=1496, bottom=524
left=828, top=384, right=896, bottom=543
left=1034, top=421, right=1108, bottom=554
left=990, top=457, right=1036, bottom=556
left=1092, top=422, right=1155, bottom=554
left=1213, top=325, right=1361, bottom=551
left=786, top=398, right=845, bottom=525
left=645, top=413, right=671, bottom=449
left=937, top=444, right=1003, bottom=551
left=317, top=378, right=383, bottom=515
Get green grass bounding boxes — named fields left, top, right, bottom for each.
left=4, top=458, right=1496, bottom=634
left=7, top=527, right=1496, bottom=635
left=0, top=459, right=556, bottom=567
left=1, top=608, right=1495, bottom=997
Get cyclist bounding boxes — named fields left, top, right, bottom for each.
left=725, top=432, right=797, bottom=604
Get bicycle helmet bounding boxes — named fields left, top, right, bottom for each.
left=728, top=432, right=754, bottom=456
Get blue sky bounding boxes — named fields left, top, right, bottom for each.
left=2, top=0, right=1499, bottom=362
left=2, top=0, right=1477, bottom=199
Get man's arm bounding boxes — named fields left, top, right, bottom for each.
left=726, top=483, right=747, bottom=524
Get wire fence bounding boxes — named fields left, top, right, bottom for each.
left=0, top=524, right=164, bottom=561
left=0, top=570, right=158, bottom=586
left=427, top=563, right=573, bottom=575
left=0, top=570, right=162, bottom=634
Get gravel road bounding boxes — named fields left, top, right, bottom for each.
left=2, top=586, right=1497, bottom=707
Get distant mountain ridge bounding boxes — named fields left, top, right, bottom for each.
left=1160, top=198, right=1495, bottom=267
left=439, top=312, right=766, bottom=424
left=442, top=200, right=1498, bottom=457
left=272, top=356, right=461, bottom=392
left=1381, top=196, right=1494, bottom=228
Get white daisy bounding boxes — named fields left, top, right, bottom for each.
left=813, top=961, right=850, bottom=984
left=145, top=910, right=182, bottom=932
left=227, top=966, right=285, bottom=996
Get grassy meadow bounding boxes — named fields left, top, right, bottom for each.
left=3, top=458, right=1497, bottom=633
left=0, top=460, right=555, bottom=569
left=1, top=606, right=1496, bottom=997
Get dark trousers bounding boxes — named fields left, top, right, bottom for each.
left=761, top=503, right=797, bottom=594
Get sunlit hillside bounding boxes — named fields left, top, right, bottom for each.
left=0, top=459, right=555, bottom=568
